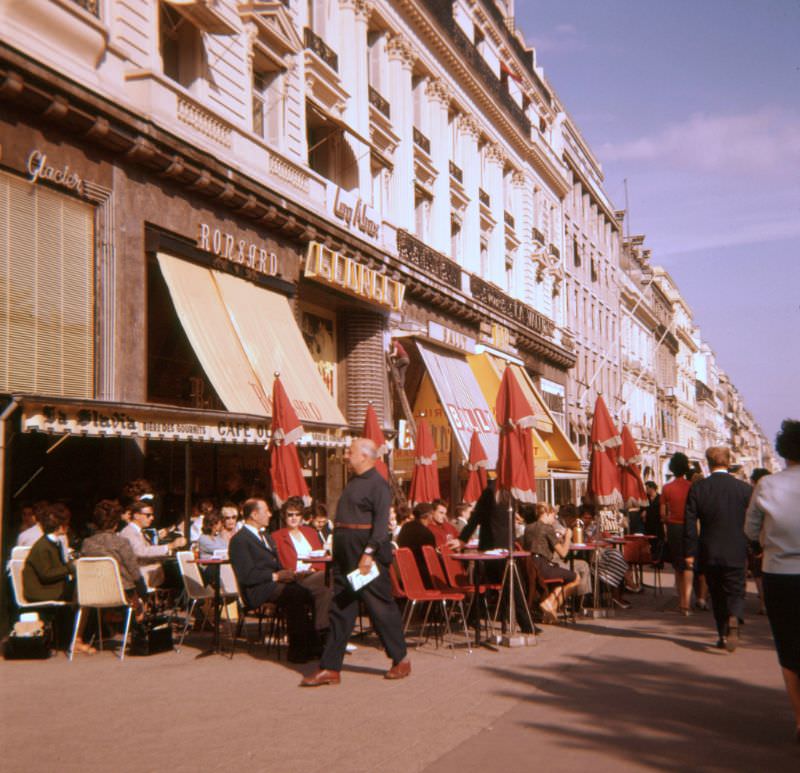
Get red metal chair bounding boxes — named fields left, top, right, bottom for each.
left=422, top=546, right=472, bottom=652
left=394, top=548, right=467, bottom=651
left=440, top=546, right=501, bottom=640
left=623, top=539, right=662, bottom=594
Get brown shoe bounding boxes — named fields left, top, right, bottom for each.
left=385, top=659, right=411, bottom=680
left=300, top=669, right=340, bottom=687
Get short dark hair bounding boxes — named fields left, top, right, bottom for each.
left=455, top=502, right=471, bottom=517
left=242, top=498, right=266, bottom=521
left=645, top=481, right=658, bottom=491
left=776, top=419, right=800, bottom=463
left=131, top=500, right=154, bottom=518
left=668, top=452, right=691, bottom=478
left=412, top=502, right=433, bottom=519
left=750, top=468, right=770, bottom=485
left=93, top=499, right=122, bottom=532
left=202, top=510, right=222, bottom=535
left=431, top=499, right=447, bottom=510
left=40, top=503, right=71, bottom=534
left=281, top=496, right=306, bottom=525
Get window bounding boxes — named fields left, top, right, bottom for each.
left=573, top=236, right=581, bottom=267
left=253, top=69, right=284, bottom=145
left=414, top=191, right=431, bottom=242
left=159, top=2, right=205, bottom=92
left=505, top=256, right=514, bottom=293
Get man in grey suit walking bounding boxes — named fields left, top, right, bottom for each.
left=683, top=446, right=752, bottom=651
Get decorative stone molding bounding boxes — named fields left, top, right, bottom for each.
left=267, top=151, right=311, bottom=193
left=177, top=96, right=233, bottom=148
left=511, top=169, right=526, bottom=187
left=425, top=77, right=452, bottom=105
left=485, top=141, right=506, bottom=166
left=457, top=113, right=480, bottom=139
left=386, top=34, right=416, bottom=68
left=339, top=0, right=373, bottom=22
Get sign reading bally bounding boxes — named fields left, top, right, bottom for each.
left=304, top=242, right=405, bottom=311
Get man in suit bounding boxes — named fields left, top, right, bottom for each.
left=683, top=446, right=752, bottom=651
left=120, top=501, right=186, bottom=588
left=301, top=437, right=409, bottom=686
left=228, top=498, right=317, bottom=663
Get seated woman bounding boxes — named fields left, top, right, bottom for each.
left=523, top=503, right=579, bottom=623
left=219, top=503, right=241, bottom=543
left=587, top=508, right=632, bottom=609
left=82, top=499, right=148, bottom=619
left=272, top=497, right=330, bottom=634
left=23, top=504, right=94, bottom=652
left=197, top=511, right=228, bottom=585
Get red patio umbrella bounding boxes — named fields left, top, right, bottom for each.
left=362, top=402, right=389, bottom=481
left=408, top=417, right=440, bottom=505
left=463, top=430, right=488, bottom=504
left=619, top=425, right=648, bottom=509
left=495, top=367, right=536, bottom=503
left=269, top=373, right=310, bottom=507
left=586, top=395, right=623, bottom=509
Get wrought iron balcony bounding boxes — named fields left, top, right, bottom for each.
left=413, top=127, right=431, bottom=154
left=304, top=27, right=338, bottom=72
left=449, top=160, right=463, bottom=183
left=397, top=230, right=461, bottom=289
left=504, top=211, right=515, bottom=229
left=531, top=227, right=545, bottom=245
left=368, top=85, right=390, bottom=119
left=478, top=188, right=490, bottom=207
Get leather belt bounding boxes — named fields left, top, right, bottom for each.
left=334, top=523, right=372, bottom=530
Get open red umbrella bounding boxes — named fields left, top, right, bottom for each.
left=362, top=402, right=389, bottom=481
left=495, top=367, right=536, bottom=503
left=619, top=425, right=648, bottom=509
left=408, top=417, right=440, bottom=505
left=587, top=395, right=623, bottom=509
left=269, top=374, right=310, bottom=507
left=463, top=430, right=488, bottom=504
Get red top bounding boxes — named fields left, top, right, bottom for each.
left=392, top=341, right=408, bottom=359
left=427, top=520, right=459, bottom=548
left=272, top=526, right=325, bottom=572
left=661, top=477, right=692, bottom=524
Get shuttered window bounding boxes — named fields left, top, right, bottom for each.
left=0, top=170, right=94, bottom=397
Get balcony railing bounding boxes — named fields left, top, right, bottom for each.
left=504, top=211, right=515, bottom=229
left=531, top=227, right=545, bottom=245
left=469, top=275, right=556, bottom=339
left=368, top=85, right=390, bottom=119
left=449, top=160, right=463, bottom=183
left=413, top=127, right=431, bottom=154
left=418, top=0, right=531, bottom=136
left=397, top=230, right=461, bottom=289
left=304, top=28, right=338, bottom=72
left=478, top=188, right=490, bottom=207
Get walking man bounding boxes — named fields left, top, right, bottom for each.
left=683, top=446, right=752, bottom=651
left=301, top=437, right=409, bottom=686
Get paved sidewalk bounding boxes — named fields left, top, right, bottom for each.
left=1, top=580, right=797, bottom=772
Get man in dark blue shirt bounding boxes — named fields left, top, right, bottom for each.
left=301, top=437, right=409, bottom=686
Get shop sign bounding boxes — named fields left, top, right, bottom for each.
left=427, top=321, right=475, bottom=354
left=328, top=184, right=380, bottom=240
left=490, top=323, right=513, bottom=352
left=197, top=223, right=279, bottom=277
left=305, top=242, right=405, bottom=311
left=23, top=402, right=273, bottom=445
left=26, top=149, right=88, bottom=198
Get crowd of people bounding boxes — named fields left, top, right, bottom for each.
left=9, top=422, right=800, bottom=739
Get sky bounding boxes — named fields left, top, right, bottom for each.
left=515, top=0, right=800, bottom=447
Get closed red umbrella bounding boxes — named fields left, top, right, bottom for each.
left=463, top=430, right=489, bottom=504
left=587, top=395, right=623, bottom=509
left=362, top=402, right=389, bottom=481
left=495, top=367, right=536, bottom=503
left=408, top=417, right=440, bottom=505
left=619, top=424, right=648, bottom=509
left=269, top=374, right=310, bottom=507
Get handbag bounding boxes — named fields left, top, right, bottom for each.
left=4, top=619, right=53, bottom=660
left=130, top=614, right=174, bottom=656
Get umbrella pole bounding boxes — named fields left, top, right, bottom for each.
left=496, top=498, right=535, bottom=647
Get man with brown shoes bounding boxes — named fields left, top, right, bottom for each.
left=301, top=438, right=410, bottom=687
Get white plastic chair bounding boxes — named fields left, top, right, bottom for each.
left=7, top=559, right=69, bottom=611
left=175, top=551, right=214, bottom=650
left=69, top=557, right=132, bottom=661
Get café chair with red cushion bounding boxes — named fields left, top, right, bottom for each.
left=622, top=539, right=662, bottom=595
left=421, top=545, right=471, bottom=652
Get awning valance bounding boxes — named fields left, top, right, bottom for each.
left=157, top=253, right=346, bottom=429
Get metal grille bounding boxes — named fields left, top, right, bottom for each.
left=343, top=310, right=386, bottom=428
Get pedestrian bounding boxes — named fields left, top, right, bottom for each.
left=747, top=468, right=771, bottom=615
left=389, top=340, right=410, bottom=387
left=301, top=437, right=409, bottom=686
left=745, top=419, right=800, bottom=743
left=661, top=453, right=694, bottom=615
left=683, top=446, right=752, bottom=651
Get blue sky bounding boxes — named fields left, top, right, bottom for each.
left=516, top=0, right=800, bottom=446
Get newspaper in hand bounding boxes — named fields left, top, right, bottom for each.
left=346, top=562, right=380, bottom=591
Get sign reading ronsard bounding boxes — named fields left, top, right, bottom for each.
left=197, top=223, right=279, bottom=277
left=305, top=242, right=405, bottom=311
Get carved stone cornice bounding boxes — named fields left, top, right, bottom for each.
left=456, top=113, right=480, bottom=139
left=485, top=141, right=506, bottom=167
left=339, top=0, right=373, bottom=22
left=424, top=77, right=451, bottom=105
left=386, top=34, right=416, bottom=68
left=511, top=169, right=526, bottom=187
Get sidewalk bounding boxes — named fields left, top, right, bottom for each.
left=1, top=579, right=797, bottom=773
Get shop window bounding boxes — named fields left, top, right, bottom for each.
left=0, top=171, right=94, bottom=397
left=159, top=2, right=206, bottom=93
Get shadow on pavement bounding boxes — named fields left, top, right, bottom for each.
left=483, top=654, right=798, bottom=771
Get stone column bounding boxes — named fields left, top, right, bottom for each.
left=510, top=169, right=527, bottom=299
left=458, top=114, right=480, bottom=274
left=425, top=78, right=452, bottom=255
left=387, top=34, right=416, bottom=232
left=486, top=141, right=506, bottom=286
